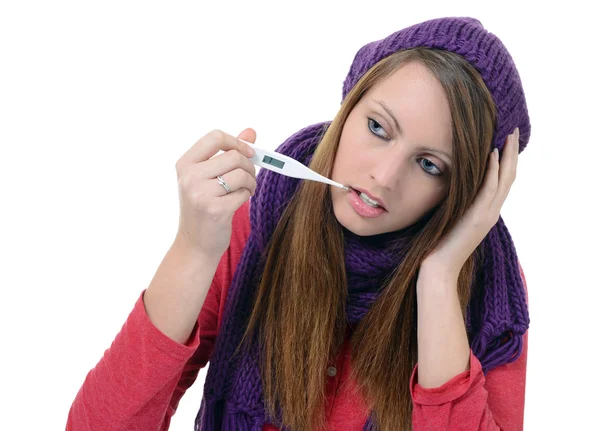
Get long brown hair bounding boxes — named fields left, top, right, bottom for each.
left=237, top=48, right=497, bottom=431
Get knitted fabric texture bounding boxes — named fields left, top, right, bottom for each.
left=195, top=16, right=530, bottom=431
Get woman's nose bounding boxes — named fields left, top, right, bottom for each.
left=369, top=152, right=407, bottom=190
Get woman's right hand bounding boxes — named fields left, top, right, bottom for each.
left=174, top=128, right=257, bottom=259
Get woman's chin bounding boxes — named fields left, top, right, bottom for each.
left=333, top=206, right=383, bottom=237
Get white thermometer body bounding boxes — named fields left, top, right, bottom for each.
left=239, top=139, right=349, bottom=191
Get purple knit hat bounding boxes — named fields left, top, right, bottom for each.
left=343, top=16, right=531, bottom=154
left=196, top=17, right=531, bottom=431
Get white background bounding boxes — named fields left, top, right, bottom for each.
left=1, top=1, right=598, bottom=430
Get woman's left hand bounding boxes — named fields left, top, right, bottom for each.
left=422, top=127, right=520, bottom=279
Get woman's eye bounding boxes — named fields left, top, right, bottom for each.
left=418, top=157, right=443, bottom=177
left=367, top=118, right=390, bottom=139
left=368, top=117, right=443, bottom=177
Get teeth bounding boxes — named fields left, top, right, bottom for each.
left=359, top=192, right=380, bottom=207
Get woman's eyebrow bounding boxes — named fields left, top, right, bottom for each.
left=374, top=98, right=452, bottom=163
left=375, top=99, right=402, bottom=135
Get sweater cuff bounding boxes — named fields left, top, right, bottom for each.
left=135, top=289, right=201, bottom=360
left=410, top=349, right=483, bottom=406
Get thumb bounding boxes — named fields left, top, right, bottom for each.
left=237, top=127, right=257, bottom=145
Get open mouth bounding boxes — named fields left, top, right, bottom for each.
left=350, top=187, right=386, bottom=210
left=347, top=187, right=387, bottom=218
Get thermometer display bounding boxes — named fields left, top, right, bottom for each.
left=262, top=155, right=285, bottom=169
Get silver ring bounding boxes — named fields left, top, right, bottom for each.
left=216, top=175, right=231, bottom=194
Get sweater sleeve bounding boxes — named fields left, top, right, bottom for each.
left=410, top=263, right=529, bottom=431
left=66, top=201, right=251, bottom=431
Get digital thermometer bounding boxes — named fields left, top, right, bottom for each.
left=240, top=139, right=349, bottom=191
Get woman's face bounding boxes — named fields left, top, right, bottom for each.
left=331, top=61, right=453, bottom=236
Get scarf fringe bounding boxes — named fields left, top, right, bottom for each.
left=473, top=331, right=524, bottom=375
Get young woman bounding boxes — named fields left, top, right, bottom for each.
left=67, top=17, right=530, bottom=431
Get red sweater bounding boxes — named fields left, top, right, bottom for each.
left=67, top=200, right=528, bottom=430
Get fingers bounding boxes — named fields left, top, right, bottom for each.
left=237, top=128, right=257, bottom=145
left=202, top=148, right=257, bottom=179
left=491, top=128, right=519, bottom=211
left=179, top=129, right=255, bottom=166
left=474, top=144, right=500, bottom=209
left=216, top=185, right=253, bottom=210
left=212, top=167, right=257, bottom=197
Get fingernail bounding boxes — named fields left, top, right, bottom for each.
left=493, top=148, right=499, bottom=160
left=247, top=146, right=255, bottom=156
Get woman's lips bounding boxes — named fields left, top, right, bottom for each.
left=348, top=187, right=387, bottom=218
left=349, top=186, right=387, bottom=210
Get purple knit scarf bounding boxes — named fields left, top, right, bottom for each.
left=194, top=122, right=530, bottom=431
